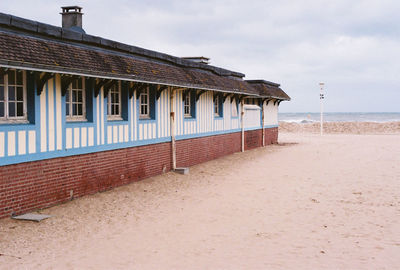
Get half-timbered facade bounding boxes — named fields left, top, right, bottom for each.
left=0, top=7, right=290, bottom=218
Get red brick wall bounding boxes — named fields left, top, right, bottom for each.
left=264, top=127, right=278, bottom=145
left=244, top=129, right=263, bottom=150
left=0, top=128, right=279, bottom=219
left=0, top=142, right=172, bottom=219
left=176, top=132, right=241, bottom=168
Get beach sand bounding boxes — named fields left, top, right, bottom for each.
left=0, top=128, right=399, bottom=269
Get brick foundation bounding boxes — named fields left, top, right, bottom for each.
left=0, top=127, right=279, bottom=219
left=264, top=127, right=278, bottom=146
left=0, top=142, right=172, bottom=218
left=176, top=132, right=241, bottom=168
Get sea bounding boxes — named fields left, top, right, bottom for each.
left=278, top=112, right=400, bottom=123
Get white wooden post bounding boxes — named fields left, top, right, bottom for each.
left=170, top=87, right=176, bottom=170
left=319, top=82, right=325, bottom=136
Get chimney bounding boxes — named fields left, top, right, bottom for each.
left=182, top=56, right=210, bottom=65
left=60, top=6, right=85, bottom=33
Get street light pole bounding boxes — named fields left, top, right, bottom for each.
left=319, top=82, right=325, bottom=135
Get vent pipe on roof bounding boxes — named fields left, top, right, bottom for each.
left=60, top=6, right=85, bottom=33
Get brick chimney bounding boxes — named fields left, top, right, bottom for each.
left=60, top=6, right=85, bottom=33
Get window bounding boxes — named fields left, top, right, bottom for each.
left=139, top=87, right=150, bottom=119
left=183, top=90, right=196, bottom=118
left=184, top=91, right=191, bottom=117
left=214, top=95, right=219, bottom=116
left=245, top=98, right=259, bottom=105
left=66, top=77, right=86, bottom=121
left=231, top=98, right=238, bottom=117
left=214, top=94, right=223, bottom=117
left=107, top=82, right=121, bottom=120
left=138, top=85, right=156, bottom=120
left=0, top=70, right=27, bottom=122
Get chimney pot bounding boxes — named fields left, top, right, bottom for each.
left=60, top=6, right=85, bottom=33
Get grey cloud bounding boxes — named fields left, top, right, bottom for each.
left=1, top=0, right=399, bottom=112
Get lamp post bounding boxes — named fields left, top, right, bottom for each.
left=319, top=82, right=325, bottom=135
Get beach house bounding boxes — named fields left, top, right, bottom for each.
left=0, top=6, right=290, bottom=218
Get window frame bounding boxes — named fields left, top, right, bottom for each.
left=139, top=87, right=150, bottom=119
left=66, top=77, right=86, bottom=122
left=107, top=82, right=122, bottom=121
left=0, top=70, right=28, bottom=124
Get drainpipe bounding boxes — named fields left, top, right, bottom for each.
left=241, top=99, right=245, bottom=152
left=262, top=100, right=265, bottom=147
left=170, top=87, right=176, bottom=170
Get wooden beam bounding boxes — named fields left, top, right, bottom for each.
left=103, top=80, right=118, bottom=98
left=61, top=75, right=80, bottom=96
left=222, top=93, right=233, bottom=103
left=213, top=92, right=223, bottom=102
left=224, top=93, right=233, bottom=102
left=182, top=89, right=190, bottom=101
left=94, top=79, right=112, bottom=97
left=0, top=67, right=7, bottom=77
left=36, top=72, right=54, bottom=96
left=196, top=90, right=206, bottom=101
left=231, top=94, right=239, bottom=103
left=274, top=99, right=279, bottom=105
left=128, top=82, right=135, bottom=99
left=135, top=83, right=148, bottom=99
left=156, top=85, right=168, bottom=99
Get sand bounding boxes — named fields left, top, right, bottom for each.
left=1, top=128, right=400, bottom=269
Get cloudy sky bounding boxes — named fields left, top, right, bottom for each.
left=2, top=0, right=399, bottom=112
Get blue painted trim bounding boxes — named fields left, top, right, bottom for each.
left=105, top=119, right=129, bottom=125
left=45, top=81, right=49, bottom=151
left=65, top=121, right=94, bottom=128
left=53, top=77, right=57, bottom=151
left=176, top=128, right=241, bottom=140
left=0, top=136, right=172, bottom=166
left=34, top=81, right=41, bottom=154
left=183, top=117, right=196, bottom=122
left=61, top=82, right=67, bottom=150
left=244, top=126, right=262, bottom=131
left=4, top=129, right=8, bottom=157
left=235, top=125, right=278, bottom=132
left=138, top=118, right=157, bottom=123
left=0, top=124, right=36, bottom=131
left=264, top=125, right=278, bottom=129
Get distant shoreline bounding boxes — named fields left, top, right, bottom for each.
left=279, top=112, right=400, bottom=124
left=279, top=121, right=400, bottom=134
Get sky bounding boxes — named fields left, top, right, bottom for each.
left=1, top=0, right=399, bottom=112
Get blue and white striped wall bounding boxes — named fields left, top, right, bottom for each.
left=174, top=90, right=241, bottom=138
left=0, top=73, right=278, bottom=166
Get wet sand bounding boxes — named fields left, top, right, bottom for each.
left=1, top=132, right=399, bottom=269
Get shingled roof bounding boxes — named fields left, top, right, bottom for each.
left=246, top=80, right=291, bottom=101
left=0, top=12, right=290, bottom=100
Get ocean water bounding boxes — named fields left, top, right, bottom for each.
left=279, top=112, right=400, bottom=123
